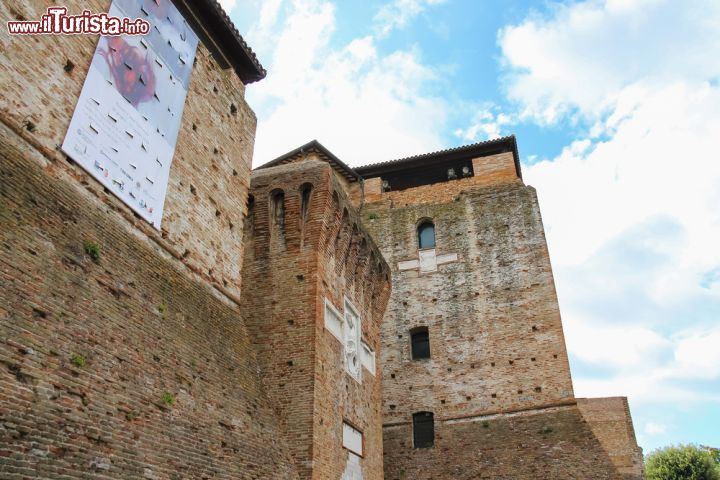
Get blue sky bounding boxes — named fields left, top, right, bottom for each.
left=222, top=0, right=720, bottom=453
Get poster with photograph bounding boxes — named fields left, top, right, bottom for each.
left=62, top=0, right=199, bottom=229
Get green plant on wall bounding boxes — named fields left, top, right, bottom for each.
left=82, top=240, right=101, bottom=262
left=70, top=354, right=86, bottom=368
left=162, top=392, right=175, bottom=407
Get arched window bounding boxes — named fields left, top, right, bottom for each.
left=417, top=221, right=435, bottom=249
left=410, top=327, right=430, bottom=360
left=413, top=412, right=434, bottom=448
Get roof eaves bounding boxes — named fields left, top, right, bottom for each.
left=256, top=140, right=361, bottom=182
left=172, top=0, right=266, bottom=84
left=355, top=135, right=522, bottom=179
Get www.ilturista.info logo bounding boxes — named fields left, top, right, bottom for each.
left=7, top=7, right=150, bottom=36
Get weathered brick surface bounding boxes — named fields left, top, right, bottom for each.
left=382, top=404, right=622, bottom=480
left=471, top=152, right=518, bottom=185
left=358, top=167, right=634, bottom=478
left=578, top=397, right=645, bottom=479
left=241, top=161, right=391, bottom=479
left=1, top=0, right=255, bottom=300
left=362, top=182, right=575, bottom=423
left=0, top=124, right=298, bottom=479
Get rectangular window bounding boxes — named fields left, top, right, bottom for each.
left=413, top=412, right=434, bottom=448
left=342, top=422, right=363, bottom=456
left=411, top=327, right=430, bottom=359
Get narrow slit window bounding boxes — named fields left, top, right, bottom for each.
left=418, top=221, right=435, bottom=249
left=411, top=327, right=430, bottom=360
left=413, top=412, right=434, bottom=448
left=300, top=183, right=313, bottom=222
left=269, top=189, right=285, bottom=238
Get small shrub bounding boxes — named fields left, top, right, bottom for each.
left=539, top=426, right=553, bottom=434
left=83, top=240, right=100, bottom=262
left=125, top=411, right=138, bottom=421
left=70, top=354, right=86, bottom=368
left=482, top=421, right=489, bottom=428
left=161, top=392, right=175, bottom=407
left=157, top=303, right=167, bottom=314
left=368, top=212, right=378, bottom=220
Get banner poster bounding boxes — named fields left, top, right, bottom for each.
left=62, top=0, right=199, bottom=229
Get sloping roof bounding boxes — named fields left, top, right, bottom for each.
left=257, top=136, right=522, bottom=183
left=355, top=135, right=521, bottom=179
left=172, top=0, right=266, bottom=84
left=256, top=140, right=361, bottom=182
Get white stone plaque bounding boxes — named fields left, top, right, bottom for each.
left=342, top=422, right=363, bottom=456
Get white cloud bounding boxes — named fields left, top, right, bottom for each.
left=644, top=422, right=667, bottom=436
left=565, top=320, right=672, bottom=371
left=374, top=0, right=448, bottom=37
left=454, top=107, right=514, bottom=142
left=244, top=0, right=285, bottom=60
left=568, top=318, right=720, bottom=403
left=498, top=0, right=720, bottom=123
left=525, top=83, right=720, bottom=294
left=499, top=0, right=720, bottom=408
left=244, top=0, right=448, bottom=165
left=671, top=329, right=720, bottom=380
left=218, top=0, right=237, bottom=14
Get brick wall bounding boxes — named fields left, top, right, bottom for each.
left=0, top=2, right=305, bottom=477
left=240, top=160, right=391, bottom=479
left=0, top=123, right=298, bottom=479
left=382, top=404, right=622, bottom=480
left=362, top=182, right=575, bottom=424
left=471, top=151, right=518, bottom=185
left=1, top=0, right=255, bottom=301
left=359, top=170, right=629, bottom=478
left=578, top=397, right=645, bottom=479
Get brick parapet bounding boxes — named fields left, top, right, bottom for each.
left=382, top=404, right=623, bottom=480
left=241, top=160, right=391, bottom=479
left=578, top=397, right=645, bottom=480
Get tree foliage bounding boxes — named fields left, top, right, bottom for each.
left=646, top=444, right=720, bottom=480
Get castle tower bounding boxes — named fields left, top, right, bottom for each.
left=242, top=158, right=391, bottom=479
left=355, top=137, right=644, bottom=479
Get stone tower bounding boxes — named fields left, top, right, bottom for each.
left=355, top=137, right=644, bottom=479
left=241, top=159, right=391, bottom=479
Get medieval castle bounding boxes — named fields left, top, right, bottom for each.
left=0, top=1, right=644, bottom=479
